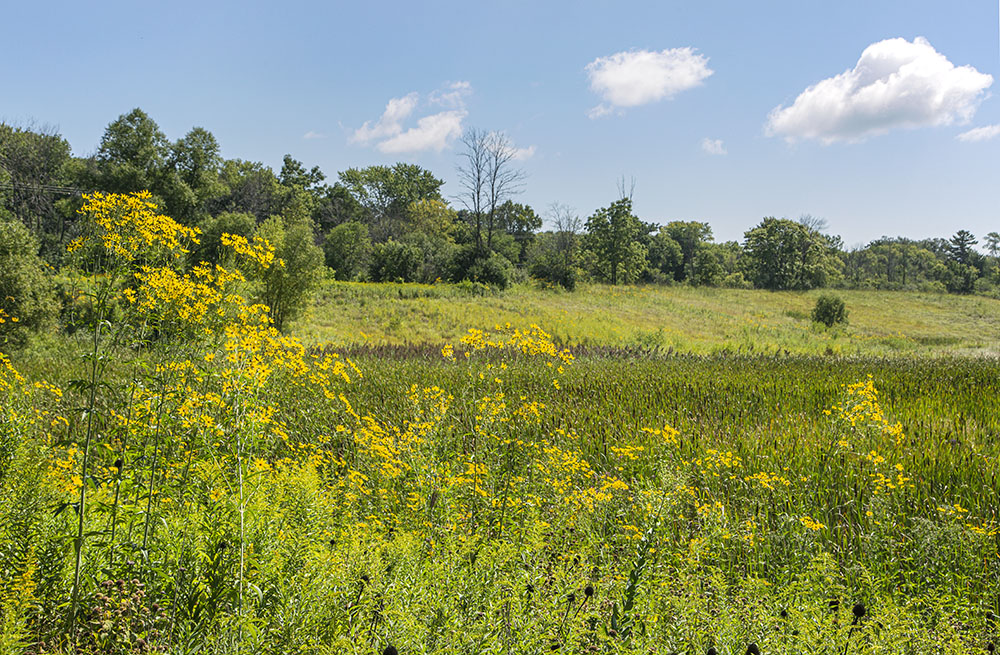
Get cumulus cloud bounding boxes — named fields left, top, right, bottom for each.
left=351, top=92, right=419, bottom=144
left=352, top=83, right=472, bottom=153
left=586, top=48, right=713, bottom=117
left=956, top=124, right=1000, bottom=142
left=766, top=37, right=993, bottom=143
left=701, top=138, right=727, bottom=155
left=377, top=110, right=467, bottom=153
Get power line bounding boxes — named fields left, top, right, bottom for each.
left=0, top=182, right=83, bottom=197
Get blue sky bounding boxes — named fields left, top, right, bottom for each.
left=3, top=0, right=998, bottom=245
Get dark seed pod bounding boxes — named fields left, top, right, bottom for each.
left=567, top=593, right=576, bottom=603
left=853, top=602, right=866, bottom=620
left=746, top=644, right=761, bottom=655
left=114, top=458, right=123, bottom=470
left=707, top=648, right=718, bottom=655
left=550, top=642, right=561, bottom=651
left=526, top=583, right=534, bottom=594
left=780, top=608, right=788, bottom=619
left=585, top=585, right=594, bottom=598
left=382, top=646, right=398, bottom=655
left=360, top=574, right=370, bottom=584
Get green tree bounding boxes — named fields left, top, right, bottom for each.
left=584, top=197, right=645, bottom=285
left=324, top=221, right=372, bottom=280
left=210, top=159, right=285, bottom=222
left=662, top=221, right=713, bottom=282
left=252, top=204, right=323, bottom=331
left=0, top=124, right=74, bottom=244
left=741, top=217, right=839, bottom=290
left=94, top=108, right=170, bottom=196
left=338, top=163, right=444, bottom=241
left=496, top=201, right=541, bottom=264
left=167, top=127, right=224, bottom=222
left=0, top=219, right=59, bottom=347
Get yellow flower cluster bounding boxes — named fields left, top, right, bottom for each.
left=826, top=374, right=905, bottom=445
left=220, top=233, right=279, bottom=269
left=74, top=191, right=199, bottom=263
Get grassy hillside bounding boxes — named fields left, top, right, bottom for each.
left=297, top=281, right=1000, bottom=357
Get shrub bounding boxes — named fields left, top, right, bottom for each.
left=0, top=219, right=59, bottom=348
left=467, top=253, right=514, bottom=290
left=811, top=294, right=848, bottom=327
left=369, top=240, right=421, bottom=283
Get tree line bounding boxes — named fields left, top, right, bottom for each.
left=2, top=109, right=998, bottom=341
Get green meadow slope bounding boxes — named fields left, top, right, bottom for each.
left=296, top=282, right=1000, bottom=357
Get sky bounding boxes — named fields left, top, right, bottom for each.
left=2, top=0, right=998, bottom=246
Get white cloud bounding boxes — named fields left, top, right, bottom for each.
left=429, top=80, right=472, bottom=108
left=701, top=138, right=727, bottom=155
left=766, top=37, right=993, bottom=144
left=377, top=110, right=467, bottom=153
left=302, top=130, right=327, bottom=140
left=957, top=124, right=1000, bottom=142
left=351, top=92, right=419, bottom=144
left=511, top=145, right=536, bottom=160
left=586, top=48, right=713, bottom=117
left=352, top=83, right=473, bottom=153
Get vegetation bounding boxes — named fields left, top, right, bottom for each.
left=2, top=111, right=1000, bottom=298
left=812, top=294, right=849, bottom=328
left=1, top=112, right=999, bottom=653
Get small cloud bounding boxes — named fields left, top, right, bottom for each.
left=351, top=92, right=419, bottom=144
left=353, top=83, right=473, bottom=153
left=303, top=131, right=327, bottom=140
left=429, top=80, right=472, bottom=108
left=956, top=124, right=1000, bottom=142
left=511, top=145, right=536, bottom=160
left=701, top=138, right=727, bottom=155
left=766, top=37, right=993, bottom=144
left=586, top=47, right=713, bottom=118
left=377, top=110, right=467, bottom=153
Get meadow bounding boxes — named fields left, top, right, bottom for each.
left=0, top=194, right=998, bottom=654
left=298, top=280, right=1000, bottom=358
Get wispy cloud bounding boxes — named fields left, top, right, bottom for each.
left=956, top=124, right=1000, bottom=142
left=701, top=138, right=727, bottom=155
left=766, top=37, right=993, bottom=143
left=586, top=48, right=713, bottom=118
left=302, top=130, right=327, bottom=140
left=511, top=144, right=537, bottom=160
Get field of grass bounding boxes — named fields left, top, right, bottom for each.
left=297, top=281, right=1000, bottom=357
left=4, top=202, right=1000, bottom=655
left=2, top=319, right=998, bottom=653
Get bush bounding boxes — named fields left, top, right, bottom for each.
left=369, top=241, right=422, bottom=283
left=0, top=220, right=59, bottom=348
left=467, top=253, right=514, bottom=290
left=811, top=294, right=848, bottom=327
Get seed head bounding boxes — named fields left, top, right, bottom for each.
left=382, top=646, right=398, bottom=655
left=746, top=644, right=760, bottom=655
left=585, top=585, right=594, bottom=598
left=780, top=609, right=788, bottom=619
left=853, top=602, right=866, bottom=620
left=707, top=648, right=718, bottom=655
left=567, top=592, right=576, bottom=603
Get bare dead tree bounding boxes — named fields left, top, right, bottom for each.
left=547, top=202, right=581, bottom=268
left=456, top=128, right=525, bottom=253
left=616, top=175, right=636, bottom=202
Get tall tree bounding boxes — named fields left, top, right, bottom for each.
left=94, top=108, right=170, bottom=196
left=741, top=217, right=839, bottom=290
left=584, top=196, right=645, bottom=285
left=662, top=221, right=713, bottom=282
left=456, top=129, right=525, bottom=254
left=0, top=124, right=73, bottom=241
left=338, top=163, right=444, bottom=241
